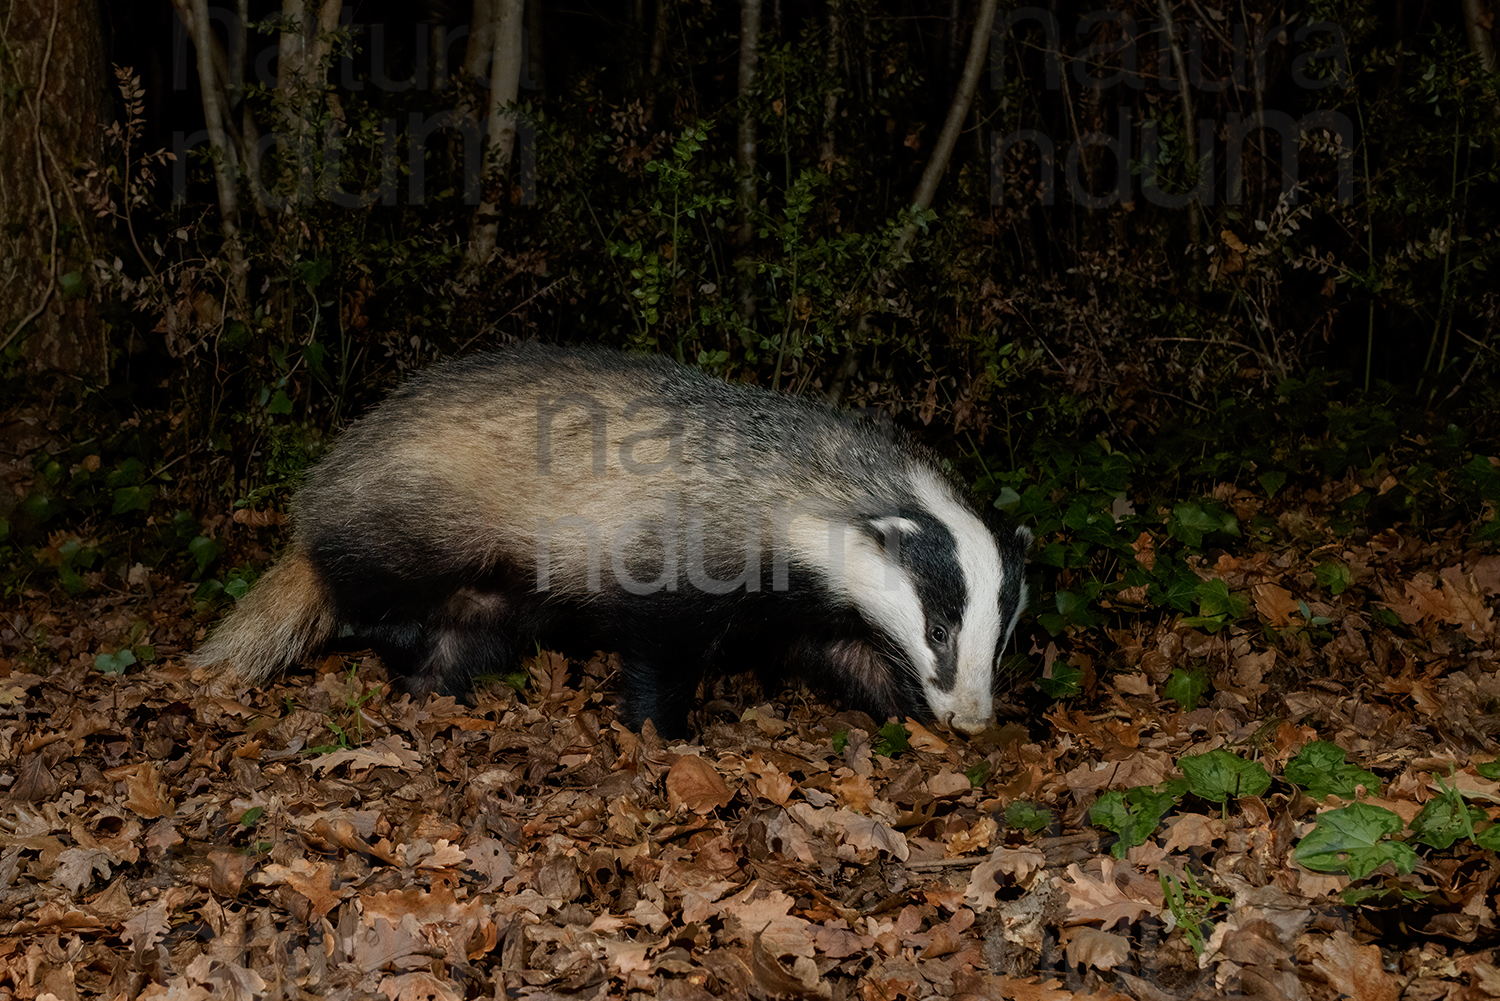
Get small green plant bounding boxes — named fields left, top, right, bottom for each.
left=1409, top=776, right=1486, bottom=850
left=1160, top=870, right=1232, bottom=954
left=1163, top=668, right=1210, bottom=711
left=93, top=620, right=156, bottom=677
left=873, top=722, right=911, bottom=758
left=1034, top=661, right=1084, bottom=699
left=93, top=648, right=136, bottom=676
left=307, top=668, right=382, bottom=753
left=1090, top=783, right=1187, bottom=858
left=1004, top=801, right=1056, bottom=835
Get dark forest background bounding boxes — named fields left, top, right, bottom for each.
left=1, top=0, right=1498, bottom=600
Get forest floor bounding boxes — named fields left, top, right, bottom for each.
left=4, top=407, right=1500, bottom=1000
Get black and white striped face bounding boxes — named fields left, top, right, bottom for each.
left=848, top=473, right=1030, bottom=735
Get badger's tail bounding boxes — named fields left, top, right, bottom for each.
left=189, top=547, right=338, bottom=694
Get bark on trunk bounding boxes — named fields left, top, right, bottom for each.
left=1462, top=0, right=1497, bottom=73
left=275, top=0, right=343, bottom=203
left=0, top=0, right=109, bottom=375
left=464, top=0, right=525, bottom=269
left=734, top=0, right=762, bottom=327
left=818, top=0, right=843, bottom=166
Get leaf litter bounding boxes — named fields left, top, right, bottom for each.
left=4, top=478, right=1500, bottom=999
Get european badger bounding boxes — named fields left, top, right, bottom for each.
left=192, top=344, right=1030, bottom=737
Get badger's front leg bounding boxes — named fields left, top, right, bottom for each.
left=616, top=653, right=700, bottom=738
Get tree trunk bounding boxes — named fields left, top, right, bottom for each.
left=818, top=0, right=843, bottom=166
left=1462, top=0, right=1497, bottom=73
left=465, top=0, right=525, bottom=269
left=734, top=0, right=762, bottom=328
left=0, top=0, right=109, bottom=375
left=276, top=0, right=343, bottom=201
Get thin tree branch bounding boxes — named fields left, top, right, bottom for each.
left=895, top=0, right=997, bottom=255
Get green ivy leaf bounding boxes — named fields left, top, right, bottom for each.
left=188, top=535, right=221, bottom=577
left=1035, top=661, right=1083, bottom=699
left=874, top=722, right=911, bottom=758
left=111, top=484, right=156, bottom=515
left=1314, top=561, right=1354, bottom=594
left=1294, top=803, right=1415, bottom=879
left=1195, top=579, right=1249, bottom=618
left=94, top=648, right=137, bottom=676
left=1163, top=668, right=1209, bottom=711
left=1179, top=749, right=1272, bottom=802
left=1285, top=741, right=1381, bottom=800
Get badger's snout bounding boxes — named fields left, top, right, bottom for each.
left=942, top=712, right=994, bottom=736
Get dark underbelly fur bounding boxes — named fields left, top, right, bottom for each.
left=311, top=547, right=921, bottom=737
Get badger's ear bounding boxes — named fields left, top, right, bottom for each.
left=865, top=515, right=921, bottom=543
left=1015, top=525, right=1033, bottom=550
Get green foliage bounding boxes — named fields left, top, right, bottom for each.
left=307, top=669, right=381, bottom=754
left=1180, top=579, right=1249, bottom=634
left=977, top=380, right=1498, bottom=704
left=1090, top=783, right=1187, bottom=859
left=1294, top=803, right=1418, bottom=879
left=1163, top=669, right=1209, bottom=711
left=873, top=722, right=911, bottom=758
left=1178, top=750, right=1273, bottom=803
left=1409, top=779, right=1485, bottom=850
left=1314, top=560, right=1355, bottom=595
left=1160, top=871, right=1232, bottom=956
left=93, top=648, right=136, bottom=676
left=93, top=619, right=156, bottom=677
left=1004, top=801, right=1055, bottom=834
left=1034, top=662, right=1083, bottom=699
left=1476, top=760, right=1500, bottom=781
left=1285, top=741, right=1382, bottom=800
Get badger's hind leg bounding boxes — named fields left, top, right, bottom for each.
left=401, top=587, right=517, bottom=698
left=348, top=587, right=515, bottom=700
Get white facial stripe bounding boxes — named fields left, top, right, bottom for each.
left=836, top=527, right=935, bottom=680
left=911, top=472, right=1005, bottom=730
left=785, top=514, right=935, bottom=682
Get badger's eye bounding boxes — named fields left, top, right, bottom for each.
left=929, top=624, right=948, bottom=645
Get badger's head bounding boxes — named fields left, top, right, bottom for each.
left=843, top=476, right=1031, bottom=735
